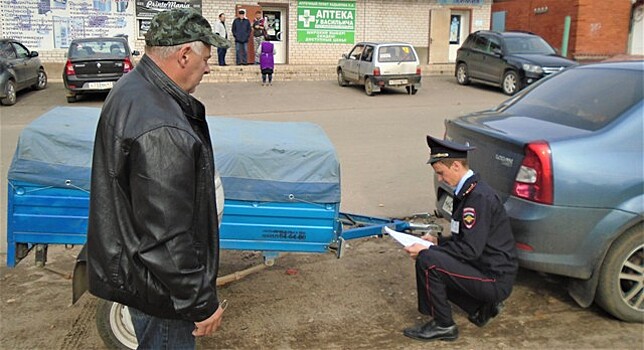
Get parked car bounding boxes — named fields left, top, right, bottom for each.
left=63, top=36, right=139, bottom=103
left=0, top=38, right=47, bottom=106
left=455, top=30, right=576, bottom=95
left=435, top=61, right=643, bottom=322
left=337, top=42, right=421, bottom=96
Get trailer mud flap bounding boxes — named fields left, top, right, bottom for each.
left=72, top=245, right=88, bottom=305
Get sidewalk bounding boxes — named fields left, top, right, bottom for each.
left=44, top=62, right=455, bottom=83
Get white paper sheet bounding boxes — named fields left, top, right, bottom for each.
left=384, top=226, right=433, bottom=248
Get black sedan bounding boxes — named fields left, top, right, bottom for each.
left=0, top=39, right=47, bottom=106
left=437, top=61, right=643, bottom=322
left=63, top=36, right=139, bottom=103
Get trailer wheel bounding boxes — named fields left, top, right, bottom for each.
left=96, top=299, right=138, bottom=350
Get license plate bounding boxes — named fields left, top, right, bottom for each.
left=389, top=79, right=408, bottom=86
left=442, top=195, right=454, bottom=216
left=87, top=81, right=114, bottom=89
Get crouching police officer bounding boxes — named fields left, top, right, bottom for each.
left=402, top=135, right=518, bottom=342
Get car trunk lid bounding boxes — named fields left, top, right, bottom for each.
left=445, top=111, right=592, bottom=201
left=69, top=59, right=124, bottom=77
left=376, top=45, right=418, bottom=75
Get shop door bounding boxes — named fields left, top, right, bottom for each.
left=448, top=10, right=470, bottom=62
left=263, top=7, right=287, bottom=64
left=428, top=8, right=450, bottom=64
left=236, top=4, right=261, bottom=64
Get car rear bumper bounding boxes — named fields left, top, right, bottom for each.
left=505, top=196, right=638, bottom=279
left=372, top=74, right=421, bottom=88
left=63, top=75, right=122, bottom=94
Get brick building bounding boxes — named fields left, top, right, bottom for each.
left=0, top=0, right=495, bottom=68
left=491, top=0, right=639, bottom=60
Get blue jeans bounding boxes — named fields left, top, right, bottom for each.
left=217, top=47, right=227, bottom=66
left=129, top=307, right=195, bottom=350
left=235, top=41, right=247, bottom=65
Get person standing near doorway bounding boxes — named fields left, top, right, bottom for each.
left=232, top=9, right=251, bottom=65
left=214, top=12, right=228, bottom=66
left=252, top=10, right=267, bottom=64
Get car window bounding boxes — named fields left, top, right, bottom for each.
left=503, top=67, right=643, bottom=131
left=361, top=45, right=374, bottom=62
left=0, top=42, right=16, bottom=59
left=377, top=45, right=417, bottom=62
left=489, top=37, right=502, bottom=54
left=69, top=40, right=127, bottom=58
left=13, top=43, right=29, bottom=58
left=472, top=35, right=489, bottom=52
left=504, top=36, right=556, bottom=55
left=461, top=34, right=475, bottom=49
left=348, top=45, right=364, bottom=60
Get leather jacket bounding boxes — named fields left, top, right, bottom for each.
left=87, top=54, right=220, bottom=322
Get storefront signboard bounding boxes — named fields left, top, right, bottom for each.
left=297, top=1, right=355, bottom=44
left=135, top=0, right=202, bottom=19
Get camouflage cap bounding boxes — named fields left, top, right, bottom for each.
left=145, top=8, right=231, bottom=49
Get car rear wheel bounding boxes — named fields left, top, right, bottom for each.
left=456, top=63, right=471, bottom=85
left=364, top=77, right=375, bottom=96
left=1, top=80, right=17, bottom=106
left=596, top=224, right=644, bottom=322
left=33, top=68, right=47, bottom=90
left=502, top=70, right=521, bottom=95
left=96, top=300, right=138, bottom=350
left=337, top=70, right=348, bottom=87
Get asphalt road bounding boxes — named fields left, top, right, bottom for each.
left=0, top=77, right=505, bottom=255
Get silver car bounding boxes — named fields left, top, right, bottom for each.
left=436, top=61, right=643, bottom=322
left=337, top=42, right=421, bottom=96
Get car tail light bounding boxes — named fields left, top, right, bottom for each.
left=416, top=66, right=421, bottom=75
left=512, top=141, right=553, bottom=204
left=516, top=242, right=534, bottom=252
left=65, top=60, right=75, bottom=76
left=373, top=67, right=381, bottom=76
left=123, top=57, right=133, bottom=73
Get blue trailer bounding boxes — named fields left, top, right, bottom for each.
left=7, top=107, right=419, bottom=268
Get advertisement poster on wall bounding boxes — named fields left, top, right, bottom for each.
left=135, top=0, right=201, bottom=38
left=1, top=0, right=136, bottom=50
left=296, top=0, right=355, bottom=44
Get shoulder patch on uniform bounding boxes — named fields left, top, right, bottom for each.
left=463, top=207, right=476, bottom=229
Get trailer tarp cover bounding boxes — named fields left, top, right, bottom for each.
left=8, top=106, right=340, bottom=203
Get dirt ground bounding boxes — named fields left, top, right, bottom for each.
left=1, top=231, right=642, bottom=350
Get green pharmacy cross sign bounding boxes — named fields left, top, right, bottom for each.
left=297, top=1, right=356, bottom=44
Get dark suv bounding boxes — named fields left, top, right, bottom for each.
left=63, top=36, right=139, bottom=103
left=455, top=31, right=576, bottom=95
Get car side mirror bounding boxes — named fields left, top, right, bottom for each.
left=132, top=50, right=140, bottom=56
left=29, top=51, right=39, bottom=58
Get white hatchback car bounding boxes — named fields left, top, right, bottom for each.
left=337, top=42, right=422, bottom=96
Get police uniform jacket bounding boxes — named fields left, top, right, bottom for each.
left=87, top=54, right=220, bottom=322
left=431, top=173, right=518, bottom=282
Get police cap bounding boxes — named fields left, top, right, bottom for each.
left=426, top=135, right=475, bottom=164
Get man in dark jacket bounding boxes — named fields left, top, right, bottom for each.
left=232, top=9, right=251, bottom=65
left=87, top=8, right=231, bottom=349
left=402, top=135, right=518, bottom=342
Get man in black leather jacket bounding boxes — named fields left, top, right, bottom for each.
left=402, top=136, right=518, bottom=342
left=87, top=8, right=231, bottom=349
